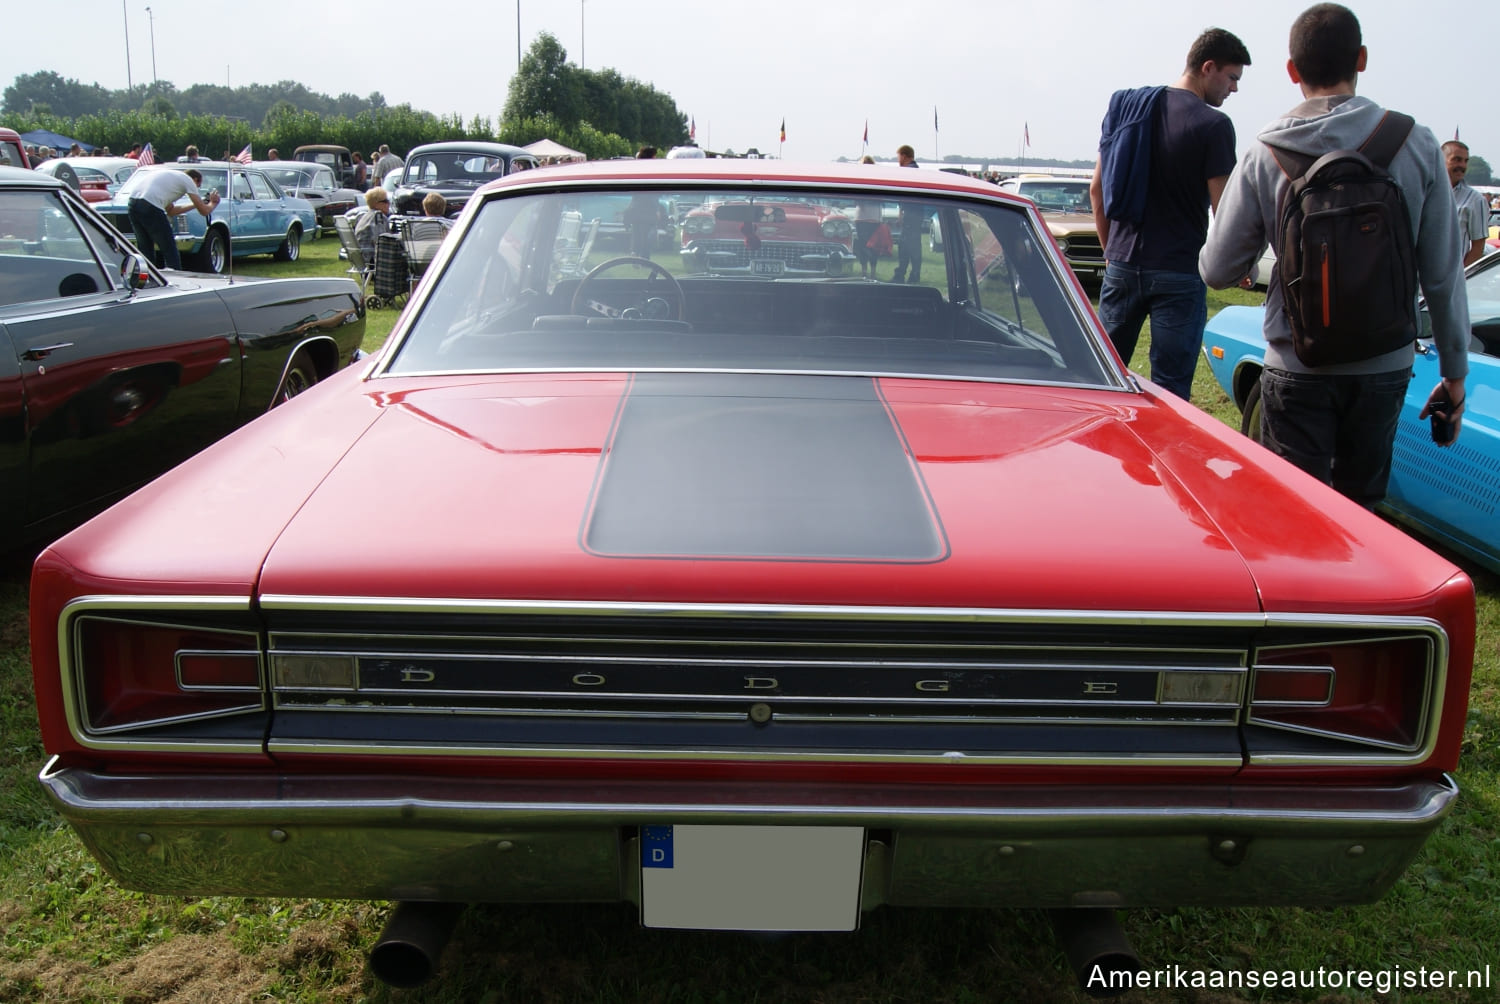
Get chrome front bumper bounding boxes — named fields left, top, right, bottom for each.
left=40, top=758, right=1456, bottom=910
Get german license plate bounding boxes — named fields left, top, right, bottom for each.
left=640, top=824, right=864, bottom=931
left=751, top=259, right=784, bottom=275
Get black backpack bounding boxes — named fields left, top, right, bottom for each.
left=1268, top=112, right=1417, bottom=367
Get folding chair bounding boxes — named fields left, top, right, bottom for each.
left=554, top=218, right=600, bottom=279
left=333, top=214, right=377, bottom=304
left=400, top=217, right=453, bottom=291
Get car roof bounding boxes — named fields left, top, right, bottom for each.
left=39, top=156, right=139, bottom=171
left=0, top=164, right=64, bottom=188
left=406, top=141, right=534, bottom=157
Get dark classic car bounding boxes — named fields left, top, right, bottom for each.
left=31, top=160, right=1474, bottom=994
left=390, top=141, right=539, bottom=217
left=98, top=162, right=318, bottom=273
left=293, top=144, right=356, bottom=190
left=0, top=166, right=365, bottom=548
left=256, top=161, right=361, bottom=236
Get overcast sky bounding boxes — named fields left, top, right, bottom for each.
left=11, top=0, right=1493, bottom=170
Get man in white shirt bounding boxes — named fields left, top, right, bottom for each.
left=1445, top=140, right=1489, bottom=266
left=126, top=168, right=220, bottom=269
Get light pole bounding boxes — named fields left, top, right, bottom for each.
left=122, top=0, right=133, bottom=90
left=145, top=6, right=158, bottom=87
left=516, top=1, right=521, bottom=71
left=581, top=0, right=585, bottom=69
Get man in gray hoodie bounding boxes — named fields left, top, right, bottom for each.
left=1199, top=2, right=1469, bottom=508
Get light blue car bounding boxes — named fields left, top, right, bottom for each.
left=98, top=162, right=318, bottom=274
left=1204, top=252, right=1500, bottom=573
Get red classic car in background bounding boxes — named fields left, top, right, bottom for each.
left=31, top=159, right=1474, bottom=995
left=679, top=195, right=857, bottom=274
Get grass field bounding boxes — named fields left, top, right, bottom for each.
left=1, top=238, right=1495, bottom=1002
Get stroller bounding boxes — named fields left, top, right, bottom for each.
left=372, top=230, right=410, bottom=308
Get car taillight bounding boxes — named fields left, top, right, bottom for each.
left=75, top=617, right=264, bottom=734
left=1248, top=636, right=1433, bottom=752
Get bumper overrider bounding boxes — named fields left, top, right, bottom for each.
left=39, top=760, right=1456, bottom=909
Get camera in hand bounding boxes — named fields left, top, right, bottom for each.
left=1430, top=389, right=1458, bottom=446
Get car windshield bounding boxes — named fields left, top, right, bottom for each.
left=1015, top=182, right=1092, bottom=214
left=383, top=182, right=1116, bottom=388
left=405, top=153, right=506, bottom=188
left=265, top=167, right=325, bottom=190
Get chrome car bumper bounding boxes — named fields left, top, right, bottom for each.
left=40, top=758, right=1456, bottom=910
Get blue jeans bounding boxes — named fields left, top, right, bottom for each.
left=1098, top=262, right=1207, bottom=400
left=1258, top=366, right=1410, bottom=509
left=128, top=198, right=181, bottom=270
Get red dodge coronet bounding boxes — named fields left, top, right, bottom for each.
left=31, top=159, right=1474, bottom=992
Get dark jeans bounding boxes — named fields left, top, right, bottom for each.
left=1259, top=366, right=1411, bottom=509
left=128, top=198, right=181, bottom=270
left=855, top=221, right=879, bottom=272
left=1098, top=262, right=1207, bottom=400
left=892, top=231, right=921, bottom=283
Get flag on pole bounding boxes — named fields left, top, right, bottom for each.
left=1454, top=126, right=1461, bottom=141
left=862, top=119, right=869, bottom=145
left=690, top=117, right=696, bottom=140
left=779, top=118, right=786, bottom=143
left=934, top=106, right=939, bottom=132
left=234, top=144, right=253, bottom=165
left=1024, top=122, right=1031, bottom=148
left=137, top=142, right=155, bottom=166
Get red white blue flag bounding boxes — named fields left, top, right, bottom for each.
left=137, top=142, right=155, bottom=166
left=235, top=144, right=253, bottom=164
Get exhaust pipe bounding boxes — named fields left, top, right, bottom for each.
left=368, top=901, right=465, bottom=988
left=1048, top=908, right=1143, bottom=998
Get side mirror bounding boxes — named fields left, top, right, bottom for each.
left=120, top=254, right=152, bottom=291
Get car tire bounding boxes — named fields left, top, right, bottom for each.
left=194, top=228, right=228, bottom=274
left=1240, top=377, right=1265, bottom=445
left=275, top=226, right=302, bottom=262
left=274, top=350, right=318, bottom=406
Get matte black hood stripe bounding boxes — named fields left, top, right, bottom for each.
left=582, top=373, right=948, bottom=562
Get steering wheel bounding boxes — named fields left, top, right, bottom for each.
left=571, top=256, right=685, bottom=321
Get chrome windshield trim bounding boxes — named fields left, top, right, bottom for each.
left=366, top=364, right=1130, bottom=394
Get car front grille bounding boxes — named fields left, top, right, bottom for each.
left=691, top=239, right=851, bottom=270
left=1067, top=235, right=1104, bottom=262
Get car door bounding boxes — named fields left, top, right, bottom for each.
left=250, top=170, right=292, bottom=253
left=227, top=168, right=268, bottom=255
left=1386, top=255, right=1500, bottom=568
left=0, top=186, right=240, bottom=532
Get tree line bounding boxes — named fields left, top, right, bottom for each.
left=0, top=35, right=689, bottom=162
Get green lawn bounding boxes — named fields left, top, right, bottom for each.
left=1, top=250, right=1495, bottom=1002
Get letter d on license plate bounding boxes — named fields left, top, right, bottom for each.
left=640, top=824, right=864, bottom=931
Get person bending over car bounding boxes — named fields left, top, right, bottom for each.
left=127, top=168, right=219, bottom=270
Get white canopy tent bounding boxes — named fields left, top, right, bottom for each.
left=523, top=139, right=586, bottom=164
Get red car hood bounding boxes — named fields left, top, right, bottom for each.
left=231, top=372, right=1457, bottom=613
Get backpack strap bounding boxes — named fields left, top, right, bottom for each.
left=1356, top=111, right=1414, bottom=169
left=1265, top=110, right=1415, bottom=177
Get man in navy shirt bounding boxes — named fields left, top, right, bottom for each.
left=1089, top=28, right=1250, bottom=400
